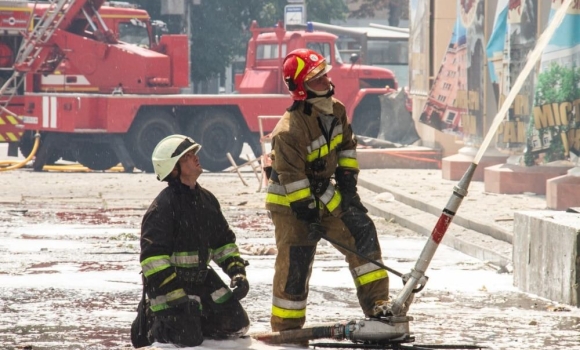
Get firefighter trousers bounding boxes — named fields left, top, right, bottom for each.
left=270, top=206, right=389, bottom=332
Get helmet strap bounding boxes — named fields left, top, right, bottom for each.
left=175, top=162, right=182, bottom=179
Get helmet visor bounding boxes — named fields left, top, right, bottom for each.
left=171, top=137, right=201, bottom=158
left=305, top=61, right=332, bottom=82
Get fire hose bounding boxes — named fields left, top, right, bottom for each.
left=0, top=131, right=40, bottom=172
left=0, top=131, right=125, bottom=172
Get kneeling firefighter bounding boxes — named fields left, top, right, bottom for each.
left=265, top=48, right=391, bottom=334
left=132, top=135, right=250, bottom=348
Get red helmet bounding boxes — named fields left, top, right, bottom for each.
left=282, top=49, right=332, bottom=100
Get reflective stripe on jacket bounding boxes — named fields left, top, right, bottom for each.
left=265, top=99, right=359, bottom=215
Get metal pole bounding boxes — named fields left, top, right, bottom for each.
left=319, top=232, right=403, bottom=278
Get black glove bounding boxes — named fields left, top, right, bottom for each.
left=307, top=221, right=326, bottom=242
left=336, top=168, right=367, bottom=213
left=335, top=168, right=358, bottom=189
left=340, top=189, right=367, bottom=213
left=224, top=257, right=248, bottom=279
left=290, top=199, right=319, bottom=222
left=230, top=274, right=250, bottom=300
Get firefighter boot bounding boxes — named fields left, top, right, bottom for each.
left=371, top=299, right=392, bottom=318
left=372, top=295, right=414, bottom=318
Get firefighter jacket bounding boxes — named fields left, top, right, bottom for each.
left=140, top=180, right=246, bottom=313
left=265, top=99, right=360, bottom=216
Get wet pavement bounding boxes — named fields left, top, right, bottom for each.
left=0, top=168, right=578, bottom=349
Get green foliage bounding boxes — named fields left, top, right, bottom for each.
left=252, top=0, right=348, bottom=26
left=348, top=0, right=409, bottom=24
left=189, top=1, right=246, bottom=81
left=523, top=146, right=534, bottom=166
left=535, top=63, right=580, bottom=106
left=308, top=0, right=349, bottom=23
left=524, top=63, right=580, bottom=165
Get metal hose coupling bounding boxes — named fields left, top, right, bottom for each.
left=290, top=318, right=412, bottom=343
left=330, top=322, right=346, bottom=339
left=342, top=317, right=413, bottom=343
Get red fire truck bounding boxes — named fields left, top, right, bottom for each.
left=0, top=0, right=399, bottom=172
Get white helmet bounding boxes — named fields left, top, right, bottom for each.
left=151, top=134, right=202, bottom=181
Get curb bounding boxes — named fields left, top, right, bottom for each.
left=357, top=185, right=512, bottom=268
left=358, top=178, right=513, bottom=244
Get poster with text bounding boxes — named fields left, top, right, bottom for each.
left=523, top=0, right=580, bottom=166
left=419, top=0, right=485, bottom=147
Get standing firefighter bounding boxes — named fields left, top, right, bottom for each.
left=265, top=49, right=390, bottom=336
left=133, top=135, right=250, bottom=347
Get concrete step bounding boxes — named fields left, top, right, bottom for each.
left=358, top=185, right=512, bottom=269
left=358, top=177, right=513, bottom=244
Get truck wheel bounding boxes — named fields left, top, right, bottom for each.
left=18, top=131, right=60, bottom=164
left=186, top=110, right=243, bottom=172
left=76, top=144, right=120, bottom=171
left=127, top=110, right=180, bottom=172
